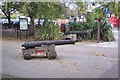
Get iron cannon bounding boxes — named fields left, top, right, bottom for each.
left=64, top=30, right=93, bottom=41
left=22, top=40, right=76, bottom=60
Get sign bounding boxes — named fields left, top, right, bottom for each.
left=19, top=18, right=28, bottom=30
left=106, top=11, right=110, bottom=18
left=104, top=7, right=110, bottom=18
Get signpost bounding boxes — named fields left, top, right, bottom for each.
left=19, top=18, right=28, bottom=40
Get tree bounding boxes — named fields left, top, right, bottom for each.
left=105, top=2, right=118, bottom=17
left=35, top=2, right=64, bottom=40
left=21, top=2, right=63, bottom=37
left=95, top=2, right=119, bottom=18
left=94, top=2, right=118, bottom=42
left=21, top=2, right=38, bottom=36
left=76, top=2, right=86, bottom=15
left=1, top=2, right=24, bottom=27
left=37, top=2, right=63, bottom=26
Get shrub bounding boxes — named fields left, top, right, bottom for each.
left=68, top=21, right=115, bottom=41
left=34, top=22, right=64, bottom=41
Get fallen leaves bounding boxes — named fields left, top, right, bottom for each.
left=91, top=51, right=106, bottom=57
left=107, top=60, right=117, bottom=64
left=96, top=64, right=100, bottom=70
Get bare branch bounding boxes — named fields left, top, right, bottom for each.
left=1, top=9, right=9, bottom=18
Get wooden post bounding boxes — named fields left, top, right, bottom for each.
left=26, top=30, right=27, bottom=39
left=118, top=18, right=120, bottom=31
left=17, top=27, right=19, bottom=38
left=97, top=18, right=101, bottom=43
left=20, top=30, right=21, bottom=40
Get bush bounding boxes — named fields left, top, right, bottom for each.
left=34, top=22, right=64, bottom=41
left=86, top=12, right=97, bottom=23
left=68, top=21, right=115, bottom=41
left=100, top=20, right=115, bottom=41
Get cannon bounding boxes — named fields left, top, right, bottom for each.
left=64, top=31, right=88, bottom=35
left=64, top=30, right=93, bottom=41
left=22, top=40, right=75, bottom=60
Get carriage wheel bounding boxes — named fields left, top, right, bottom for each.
left=47, top=50, right=57, bottom=60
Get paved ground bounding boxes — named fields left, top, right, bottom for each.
left=0, top=25, right=119, bottom=78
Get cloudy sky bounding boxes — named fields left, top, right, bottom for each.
left=60, top=0, right=78, bottom=10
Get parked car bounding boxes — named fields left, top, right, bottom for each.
left=2, top=19, right=8, bottom=27
left=0, top=19, right=2, bottom=24
left=12, top=20, right=20, bottom=28
left=2, top=19, right=15, bottom=28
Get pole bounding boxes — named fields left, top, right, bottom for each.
left=17, top=27, right=19, bottom=38
left=97, top=18, right=101, bottom=43
left=26, top=30, right=27, bottom=39
left=118, top=14, right=120, bottom=31
left=20, top=30, right=21, bottom=40
left=118, top=19, right=119, bottom=31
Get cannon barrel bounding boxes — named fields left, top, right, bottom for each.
left=64, top=31, right=87, bottom=35
left=22, top=40, right=76, bottom=49
left=64, top=29, right=93, bottom=35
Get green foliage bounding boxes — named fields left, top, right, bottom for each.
left=33, top=2, right=64, bottom=41
left=105, top=2, right=118, bottom=17
left=69, top=22, right=95, bottom=31
left=86, top=12, right=98, bottom=23
left=94, top=7, right=106, bottom=19
left=21, top=3, right=28, bottom=16
left=69, top=22, right=84, bottom=31
left=37, top=2, right=63, bottom=20
left=27, top=2, right=38, bottom=18
left=95, top=2, right=119, bottom=18
left=34, top=22, right=64, bottom=41
left=1, top=16, right=7, bottom=19
left=68, top=20, right=115, bottom=41
left=1, top=2, right=24, bottom=18
left=11, top=14, right=17, bottom=19
left=1, top=2, right=24, bottom=27
left=76, top=2, right=86, bottom=14
left=100, top=20, right=115, bottom=41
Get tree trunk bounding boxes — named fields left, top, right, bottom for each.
left=118, top=15, right=120, bottom=31
left=29, top=15, right=34, bottom=36
left=8, top=13, right=11, bottom=28
left=30, top=16, right=34, bottom=29
left=38, top=18, right=40, bottom=26
left=97, top=18, right=101, bottom=43
left=7, top=3, right=11, bottom=28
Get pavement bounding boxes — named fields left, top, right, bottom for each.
left=0, top=25, right=119, bottom=78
